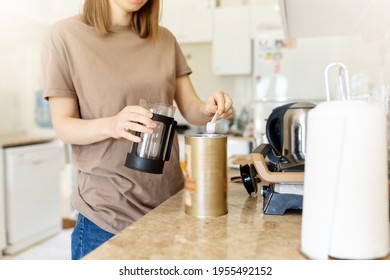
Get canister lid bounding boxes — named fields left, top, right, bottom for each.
left=184, top=133, right=227, bottom=139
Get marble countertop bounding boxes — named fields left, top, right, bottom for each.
left=84, top=168, right=390, bottom=260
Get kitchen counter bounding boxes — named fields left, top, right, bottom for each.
left=83, top=169, right=390, bottom=260
left=0, top=131, right=56, bottom=148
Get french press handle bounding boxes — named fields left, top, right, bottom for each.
left=164, top=120, right=177, bottom=161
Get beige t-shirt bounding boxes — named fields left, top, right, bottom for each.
left=42, top=15, right=192, bottom=234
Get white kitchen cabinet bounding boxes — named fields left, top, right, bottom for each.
left=278, top=0, right=390, bottom=39
left=161, top=0, right=215, bottom=43
left=212, top=5, right=252, bottom=75
left=3, top=140, right=63, bottom=254
left=250, top=2, right=282, bottom=39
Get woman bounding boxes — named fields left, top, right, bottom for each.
left=42, top=0, right=233, bottom=260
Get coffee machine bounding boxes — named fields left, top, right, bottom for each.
left=250, top=102, right=315, bottom=214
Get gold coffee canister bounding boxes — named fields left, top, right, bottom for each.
left=184, top=134, right=227, bottom=217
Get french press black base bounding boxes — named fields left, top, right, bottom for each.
left=125, top=113, right=177, bottom=174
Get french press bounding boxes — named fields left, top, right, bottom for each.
left=125, top=103, right=177, bottom=174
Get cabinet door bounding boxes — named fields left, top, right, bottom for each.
left=250, top=2, right=282, bottom=39
left=212, top=6, right=251, bottom=75
left=161, top=0, right=215, bottom=43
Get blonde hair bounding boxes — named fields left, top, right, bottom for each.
left=82, top=0, right=160, bottom=41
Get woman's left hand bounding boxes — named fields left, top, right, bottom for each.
left=203, top=90, right=234, bottom=120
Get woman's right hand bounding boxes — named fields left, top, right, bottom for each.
left=48, top=96, right=157, bottom=145
left=108, top=105, right=157, bottom=143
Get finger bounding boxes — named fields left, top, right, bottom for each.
left=122, top=105, right=156, bottom=126
left=121, top=130, right=142, bottom=143
left=214, top=91, right=234, bottom=116
left=221, top=100, right=233, bottom=119
left=219, top=110, right=233, bottom=120
left=124, top=105, right=153, bottom=118
left=213, top=90, right=226, bottom=114
left=124, top=122, right=154, bottom=135
left=125, top=112, right=157, bottom=129
left=224, top=98, right=233, bottom=113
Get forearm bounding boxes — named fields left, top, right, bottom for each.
left=52, top=116, right=112, bottom=145
left=180, top=98, right=211, bottom=126
left=175, top=76, right=213, bottom=126
left=48, top=96, right=156, bottom=146
left=175, top=76, right=234, bottom=126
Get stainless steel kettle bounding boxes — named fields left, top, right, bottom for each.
left=265, top=102, right=315, bottom=164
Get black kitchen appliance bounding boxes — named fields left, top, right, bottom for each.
left=247, top=102, right=315, bottom=214
left=266, top=102, right=315, bottom=164
left=250, top=143, right=305, bottom=214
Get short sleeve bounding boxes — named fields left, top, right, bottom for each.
left=41, top=25, right=77, bottom=100
left=173, top=39, right=192, bottom=78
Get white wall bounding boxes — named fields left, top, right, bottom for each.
left=0, top=12, right=49, bottom=133
left=342, top=35, right=390, bottom=88
left=0, top=1, right=82, bottom=135
left=0, top=0, right=83, bottom=25
left=176, top=43, right=252, bottom=125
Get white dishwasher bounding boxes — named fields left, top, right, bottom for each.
left=3, top=140, right=63, bottom=254
left=0, top=148, right=6, bottom=254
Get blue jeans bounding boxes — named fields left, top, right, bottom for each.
left=71, top=213, right=115, bottom=260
